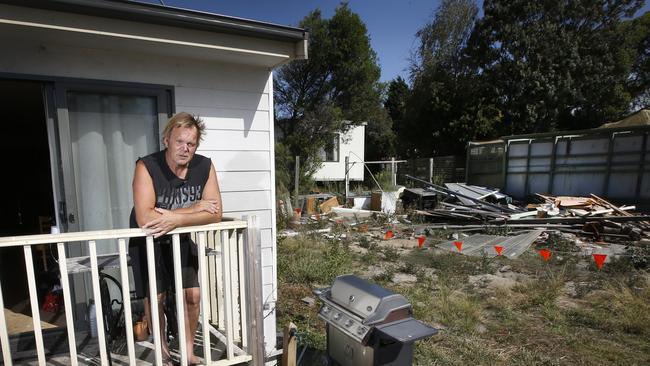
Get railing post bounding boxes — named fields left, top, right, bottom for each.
left=146, top=236, right=163, bottom=366
left=88, top=240, right=108, bottom=364
left=56, top=243, right=78, bottom=366
left=172, top=234, right=188, bottom=365
left=117, top=239, right=135, bottom=365
left=23, top=245, right=46, bottom=365
left=221, top=229, right=237, bottom=360
left=0, top=276, right=12, bottom=366
left=197, top=231, right=212, bottom=364
left=244, top=215, right=264, bottom=366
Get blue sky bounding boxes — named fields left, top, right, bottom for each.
left=139, top=0, right=650, bottom=84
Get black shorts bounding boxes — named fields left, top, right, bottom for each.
left=128, top=234, right=199, bottom=298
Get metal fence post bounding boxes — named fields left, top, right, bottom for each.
left=345, top=156, right=350, bottom=203
left=293, top=156, right=300, bottom=211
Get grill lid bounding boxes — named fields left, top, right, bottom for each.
left=329, top=274, right=411, bottom=324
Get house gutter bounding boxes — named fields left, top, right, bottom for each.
left=0, top=0, right=308, bottom=59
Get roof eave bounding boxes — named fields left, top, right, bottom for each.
left=0, top=0, right=308, bottom=47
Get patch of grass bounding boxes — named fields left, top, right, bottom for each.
left=567, top=275, right=650, bottom=335
left=432, top=279, right=483, bottom=334
left=275, top=283, right=326, bottom=350
left=512, top=267, right=566, bottom=309
left=428, top=252, right=490, bottom=280
left=278, top=236, right=353, bottom=285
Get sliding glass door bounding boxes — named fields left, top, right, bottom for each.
left=46, top=82, right=171, bottom=324
left=52, top=83, right=170, bottom=249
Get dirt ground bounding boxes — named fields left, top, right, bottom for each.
left=277, top=218, right=650, bottom=366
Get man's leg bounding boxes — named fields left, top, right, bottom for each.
left=144, top=293, right=172, bottom=365
left=184, top=287, right=201, bottom=364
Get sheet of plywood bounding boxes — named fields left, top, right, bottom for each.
left=4, top=307, right=64, bottom=335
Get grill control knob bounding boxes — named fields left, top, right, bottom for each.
left=333, top=312, right=341, bottom=320
left=356, top=326, right=366, bottom=335
left=345, top=320, right=353, bottom=327
left=322, top=306, right=330, bottom=314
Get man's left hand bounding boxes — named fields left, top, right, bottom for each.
left=143, top=207, right=180, bottom=238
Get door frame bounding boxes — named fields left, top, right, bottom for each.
left=0, top=72, right=174, bottom=325
left=51, top=81, right=172, bottom=237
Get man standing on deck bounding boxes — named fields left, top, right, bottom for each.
left=130, top=112, right=222, bottom=365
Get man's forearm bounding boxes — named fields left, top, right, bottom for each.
left=174, top=210, right=222, bottom=227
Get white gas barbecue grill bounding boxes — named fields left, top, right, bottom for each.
left=316, top=274, right=438, bottom=366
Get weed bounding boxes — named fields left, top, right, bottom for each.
left=484, top=225, right=511, bottom=236
left=398, top=261, right=418, bottom=275
left=368, top=212, right=390, bottom=226
left=372, top=265, right=396, bottom=284
left=545, top=232, right=580, bottom=253
left=374, top=169, right=397, bottom=192
left=358, top=235, right=373, bottom=249
left=276, top=210, right=292, bottom=231
left=626, top=244, right=650, bottom=269
left=382, top=246, right=401, bottom=262
left=360, top=249, right=381, bottom=265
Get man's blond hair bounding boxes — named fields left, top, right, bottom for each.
left=162, top=112, right=206, bottom=146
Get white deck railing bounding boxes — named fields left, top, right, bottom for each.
left=0, top=216, right=264, bottom=366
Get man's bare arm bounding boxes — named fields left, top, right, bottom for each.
left=133, top=160, right=161, bottom=227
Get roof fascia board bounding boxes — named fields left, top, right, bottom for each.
left=0, top=0, right=308, bottom=44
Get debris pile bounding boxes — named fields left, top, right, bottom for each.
left=278, top=174, right=648, bottom=265
left=402, top=175, right=650, bottom=259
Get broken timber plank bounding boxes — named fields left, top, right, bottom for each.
left=491, top=215, right=650, bottom=225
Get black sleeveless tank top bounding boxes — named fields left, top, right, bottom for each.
left=129, top=150, right=211, bottom=228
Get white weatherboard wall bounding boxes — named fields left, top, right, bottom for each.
left=313, top=124, right=365, bottom=181
left=0, top=7, right=281, bottom=354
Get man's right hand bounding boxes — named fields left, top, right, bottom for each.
left=191, top=199, right=220, bottom=214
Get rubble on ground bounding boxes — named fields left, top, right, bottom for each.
left=278, top=178, right=649, bottom=271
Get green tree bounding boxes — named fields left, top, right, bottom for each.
left=365, top=101, right=396, bottom=161
left=385, top=76, right=409, bottom=156
left=274, top=3, right=385, bottom=192
left=468, top=0, right=644, bottom=133
left=402, top=0, right=493, bottom=157
left=622, top=11, right=650, bottom=109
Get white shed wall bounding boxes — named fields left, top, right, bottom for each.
left=313, top=124, right=365, bottom=181
left=0, top=35, right=279, bottom=352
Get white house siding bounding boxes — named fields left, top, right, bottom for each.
left=0, top=20, right=280, bottom=353
left=313, top=124, right=366, bottom=181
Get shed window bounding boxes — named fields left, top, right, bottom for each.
left=319, top=135, right=340, bottom=162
